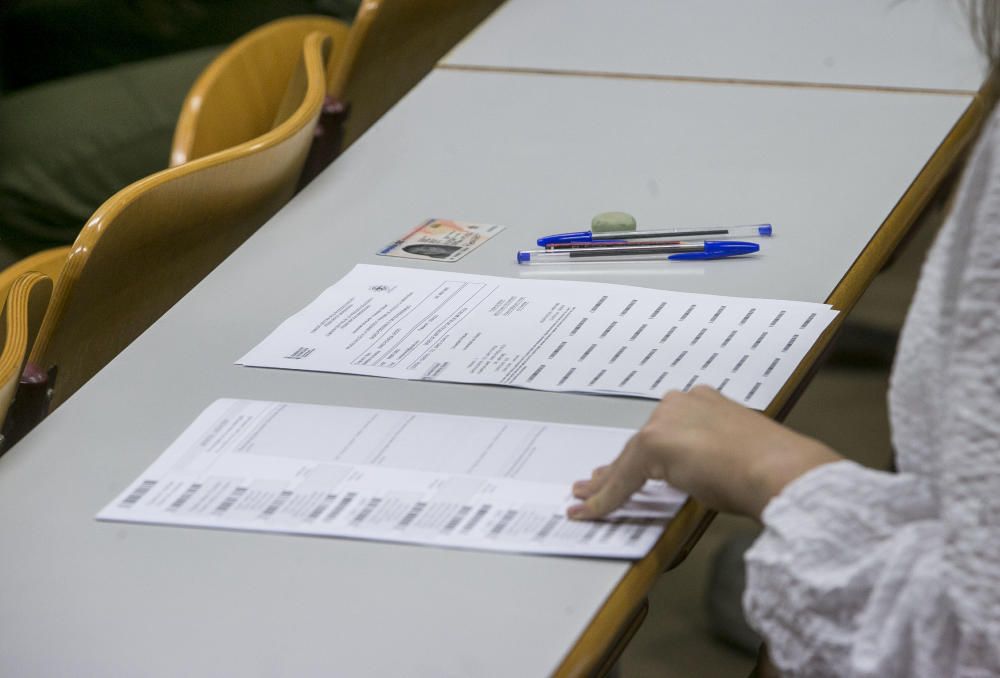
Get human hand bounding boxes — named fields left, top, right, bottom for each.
left=567, top=386, right=841, bottom=520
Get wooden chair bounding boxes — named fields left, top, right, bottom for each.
left=0, top=247, right=70, bottom=303
left=25, top=27, right=334, bottom=417
left=0, top=272, right=51, bottom=454
left=170, top=15, right=350, bottom=166
left=328, top=0, right=506, bottom=151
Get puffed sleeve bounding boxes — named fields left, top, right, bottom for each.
left=741, top=90, right=1000, bottom=678
left=742, top=459, right=1000, bottom=677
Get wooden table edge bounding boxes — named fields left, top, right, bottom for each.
left=435, top=62, right=980, bottom=98
left=553, top=82, right=995, bottom=678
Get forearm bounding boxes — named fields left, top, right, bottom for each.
left=744, top=461, right=1000, bottom=677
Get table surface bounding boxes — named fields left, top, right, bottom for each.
left=443, top=0, right=989, bottom=93
left=0, top=63, right=976, bottom=676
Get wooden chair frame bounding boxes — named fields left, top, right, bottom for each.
left=0, top=272, right=52, bottom=453
left=26, top=30, right=333, bottom=419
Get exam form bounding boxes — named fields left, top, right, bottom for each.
left=239, top=265, right=838, bottom=409
left=98, top=399, right=685, bottom=558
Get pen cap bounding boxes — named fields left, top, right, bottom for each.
left=705, top=241, right=759, bottom=255
left=668, top=241, right=759, bottom=260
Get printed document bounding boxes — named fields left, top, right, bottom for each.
left=239, top=265, right=838, bottom=409
left=98, top=399, right=685, bottom=558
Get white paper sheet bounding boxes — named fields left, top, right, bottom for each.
left=98, top=399, right=686, bottom=558
left=239, top=265, right=838, bottom=409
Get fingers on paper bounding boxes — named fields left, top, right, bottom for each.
left=568, top=437, right=646, bottom=520
left=572, top=465, right=611, bottom=498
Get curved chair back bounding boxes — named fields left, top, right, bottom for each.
left=29, top=30, right=332, bottom=412
left=329, top=0, right=505, bottom=150
left=0, top=272, right=51, bottom=451
left=171, top=16, right=349, bottom=166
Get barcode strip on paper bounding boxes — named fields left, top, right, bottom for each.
left=214, top=486, right=248, bottom=515
left=324, top=492, right=357, bottom=522
left=307, top=493, right=338, bottom=521
left=628, top=520, right=651, bottom=542
left=443, top=505, right=473, bottom=532
left=260, top=490, right=294, bottom=518
left=351, top=497, right=382, bottom=525
left=167, top=483, right=202, bottom=512
left=535, top=514, right=563, bottom=540
left=461, top=504, right=492, bottom=533
left=120, top=480, right=157, bottom=508
left=489, top=509, right=519, bottom=537
left=396, top=501, right=428, bottom=529
left=582, top=522, right=603, bottom=543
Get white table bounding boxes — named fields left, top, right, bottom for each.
left=444, top=0, right=988, bottom=93
left=0, top=64, right=980, bottom=676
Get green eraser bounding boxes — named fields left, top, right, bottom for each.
left=591, top=211, right=637, bottom=233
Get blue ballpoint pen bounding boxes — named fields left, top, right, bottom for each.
left=537, top=223, right=772, bottom=246
left=517, top=241, right=759, bottom=264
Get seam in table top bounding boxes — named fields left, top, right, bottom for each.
left=436, top=62, right=978, bottom=97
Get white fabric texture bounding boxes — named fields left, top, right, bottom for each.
left=743, top=106, right=1000, bottom=677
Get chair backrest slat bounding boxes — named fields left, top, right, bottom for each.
left=0, top=272, right=52, bottom=447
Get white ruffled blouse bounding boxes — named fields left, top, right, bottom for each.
left=743, top=106, right=1000, bottom=677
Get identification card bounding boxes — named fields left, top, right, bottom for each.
left=377, top=218, right=505, bottom=262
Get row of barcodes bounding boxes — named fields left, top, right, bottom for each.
left=120, top=482, right=655, bottom=542
left=532, top=333, right=793, bottom=391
